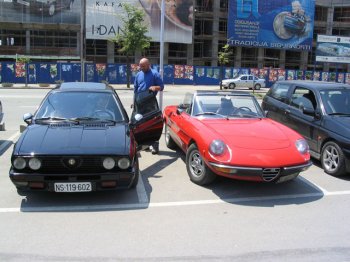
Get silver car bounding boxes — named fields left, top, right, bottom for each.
left=222, top=74, right=266, bottom=90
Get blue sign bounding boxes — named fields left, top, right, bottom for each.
left=227, top=0, right=315, bottom=51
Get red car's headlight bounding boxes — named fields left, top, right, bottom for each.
left=209, top=139, right=226, bottom=156
left=295, top=139, right=309, bottom=155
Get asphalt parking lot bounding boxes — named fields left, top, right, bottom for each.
left=0, top=86, right=350, bottom=261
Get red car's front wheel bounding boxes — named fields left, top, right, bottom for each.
left=186, top=144, right=216, bottom=185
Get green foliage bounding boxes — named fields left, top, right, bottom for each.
left=16, top=56, right=30, bottom=63
left=110, top=3, right=151, bottom=55
left=218, top=44, right=233, bottom=66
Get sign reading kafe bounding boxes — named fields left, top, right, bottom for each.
left=86, top=0, right=193, bottom=44
left=227, top=0, right=315, bottom=51
left=316, top=35, right=350, bottom=64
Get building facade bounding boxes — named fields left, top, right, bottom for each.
left=0, top=0, right=349, bottom=72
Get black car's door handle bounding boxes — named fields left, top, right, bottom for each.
left=284, top=109, right=291, bottom=115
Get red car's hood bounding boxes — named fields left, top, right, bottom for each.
left=202, top=118, right=291, bottom=150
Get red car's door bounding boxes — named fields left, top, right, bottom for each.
left=131, top=90, right=163, bottom=146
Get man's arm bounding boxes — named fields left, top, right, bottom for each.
left=149, top=71, right=164, bottom=92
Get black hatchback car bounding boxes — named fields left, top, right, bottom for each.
left=9, top=82, right=163, bottom=193
left=262, top=80, right=350, bottom=177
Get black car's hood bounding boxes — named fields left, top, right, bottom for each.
left=15, top=123, right=130, bottom=155
left=324, top=116, right=350, bottom=139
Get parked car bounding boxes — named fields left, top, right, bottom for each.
left=12, top=0, right=74, bottom=16
left=222, top=74, right=266, bottom=90
left=0, top=99, right=4, bottom=131
left=9, top=82, right=163, bottom=193
left=262, top=80, right=350, bottom=177
left=163, top=91, right=311, bottom=185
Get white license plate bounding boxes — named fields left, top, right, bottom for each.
left=54, top=182, right=92, bottom=192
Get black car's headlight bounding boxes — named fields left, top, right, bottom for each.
left=13, top=157, right=26, bottom=170
left=103, top=157, right=116, bottom=170
left=28, top=157, right=42, bottom=170
left=118, top=158, right=130, bottom=169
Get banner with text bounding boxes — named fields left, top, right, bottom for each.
left=316, top=35, right=350, bottom=64
left=227, top=0, right=315, bottom=51
left=86, top=0, right=193, bottom=43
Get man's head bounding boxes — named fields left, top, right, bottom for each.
left=139, top=58, right=151, bottom=73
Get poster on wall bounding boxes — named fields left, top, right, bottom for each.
left=316, top=35, right=350, bottom=64
left=174, top=65, right=185, bottom=79
left=313, top=71, right=320, bottom=81
left=227, top=0, right=315, bottom=51
left=0, top=0, right=81, bottom=24
left=86, top=0, right=193, bottom=43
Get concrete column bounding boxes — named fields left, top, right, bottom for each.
left=258, top=48, right=264, bottom=69
left=234, top=46, right=242, bottom=68
left=300, top=51, right=309, bottom=70
left=106, top=41, right=114, bottom=63
left=211, top=0, right=220, bottom=66
left=279, top=50, right=286, bottom=69
left=134, top=50, right=142, bottom=64
left=323, top=6, right=334, bottom=72
left=164, top=42, right=169, bottom=65
left=25, top=30, right=30, bottom=55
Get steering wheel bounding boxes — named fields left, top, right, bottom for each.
left=238, top=106, right=252, bottom=112
left=92, top=110, right=114, bottom=119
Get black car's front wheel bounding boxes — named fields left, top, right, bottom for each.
left=186, top=144, right=216, bottom=185
left=321, top=141, right=346, bottom=177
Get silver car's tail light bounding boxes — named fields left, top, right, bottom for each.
left=13, top=157, right=26, bottom=170
left=28, top=158, right=42, bottom=170
left=118, top=158, right=130, bottom=169
left=103, top=157, right=116, bottom=170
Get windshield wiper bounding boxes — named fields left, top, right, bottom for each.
left=195, top=112, right=225, bottom=117
left=35, top=117, right=71, bottom=122
left=70, top=117, right=100, bottom=122
left=328, top=112, right=350, bottom=116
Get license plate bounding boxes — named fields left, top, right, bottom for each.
left=54, top=182, right=92, bottom=192
left=276, top=173, right=298, bottom=183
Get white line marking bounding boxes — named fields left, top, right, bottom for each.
left=1, top=190, right=350, bottom=213
left=0, top=131, right=20, bottom=154
left=136, top=171, right=149, bottom=203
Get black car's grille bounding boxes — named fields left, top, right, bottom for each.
left=262, top=168, right=280, bottom=181
left=19, top=156, right=129, bottom=174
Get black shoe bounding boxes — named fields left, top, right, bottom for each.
left=150, top=146, right=159, bottom=155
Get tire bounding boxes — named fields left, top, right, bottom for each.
left=186, top=144, right=216, bottom=185
left=254, top=83, right=261, bottom=90
left=165, top=124, right=177, bottom=150
left=229, top=83, right=235, bottom=89
left=130, top=157, right=139, bottom=188
left=321, top=141, right=346, bottom=177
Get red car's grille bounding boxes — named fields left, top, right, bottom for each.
left=262, top=168, right=280, bottom=181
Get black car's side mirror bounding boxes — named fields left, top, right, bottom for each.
left=303, top=107, right=315, bottom=116
left=23, top=113, right=33, bottom=125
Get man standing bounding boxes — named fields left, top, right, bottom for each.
left=134, top=57, right=164, bottom=154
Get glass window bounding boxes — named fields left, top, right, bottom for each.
left=268, top=83, right=290, bottom=103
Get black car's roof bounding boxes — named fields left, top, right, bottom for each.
left=276, top=80, right=350, bottom=90
left=55, top=82, right=114, bottom=92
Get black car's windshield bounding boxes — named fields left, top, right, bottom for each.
left=320, top=89, right=350, bottom=115
left=192, top=94, right=264, bottom=118
left=35, top=91, right=125, bottom=123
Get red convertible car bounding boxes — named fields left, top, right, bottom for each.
left=163, top=91, right=312, bottom=185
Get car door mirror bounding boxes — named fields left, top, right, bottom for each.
left=134, top=114, right=143, bottom=122
left=176, top=103, right=187, bottom=114
left=23, top=113, right=33, bottom=125
left=303, top=107, right=315, bottom=116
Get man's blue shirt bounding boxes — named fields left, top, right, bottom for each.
left=134, top=69, right=164, bottom=94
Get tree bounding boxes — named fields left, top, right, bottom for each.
left=110, top=3, right=151, bottom=88
left=218, top=44, right=233, bottom=90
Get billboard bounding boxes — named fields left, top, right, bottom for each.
left=316, top=35, right=350, bottom=64
left=0, top=0, right=81, bottom=24
left=227, top=0, right=315, bottom=51
left=86, top=0, right=193, bottom=43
